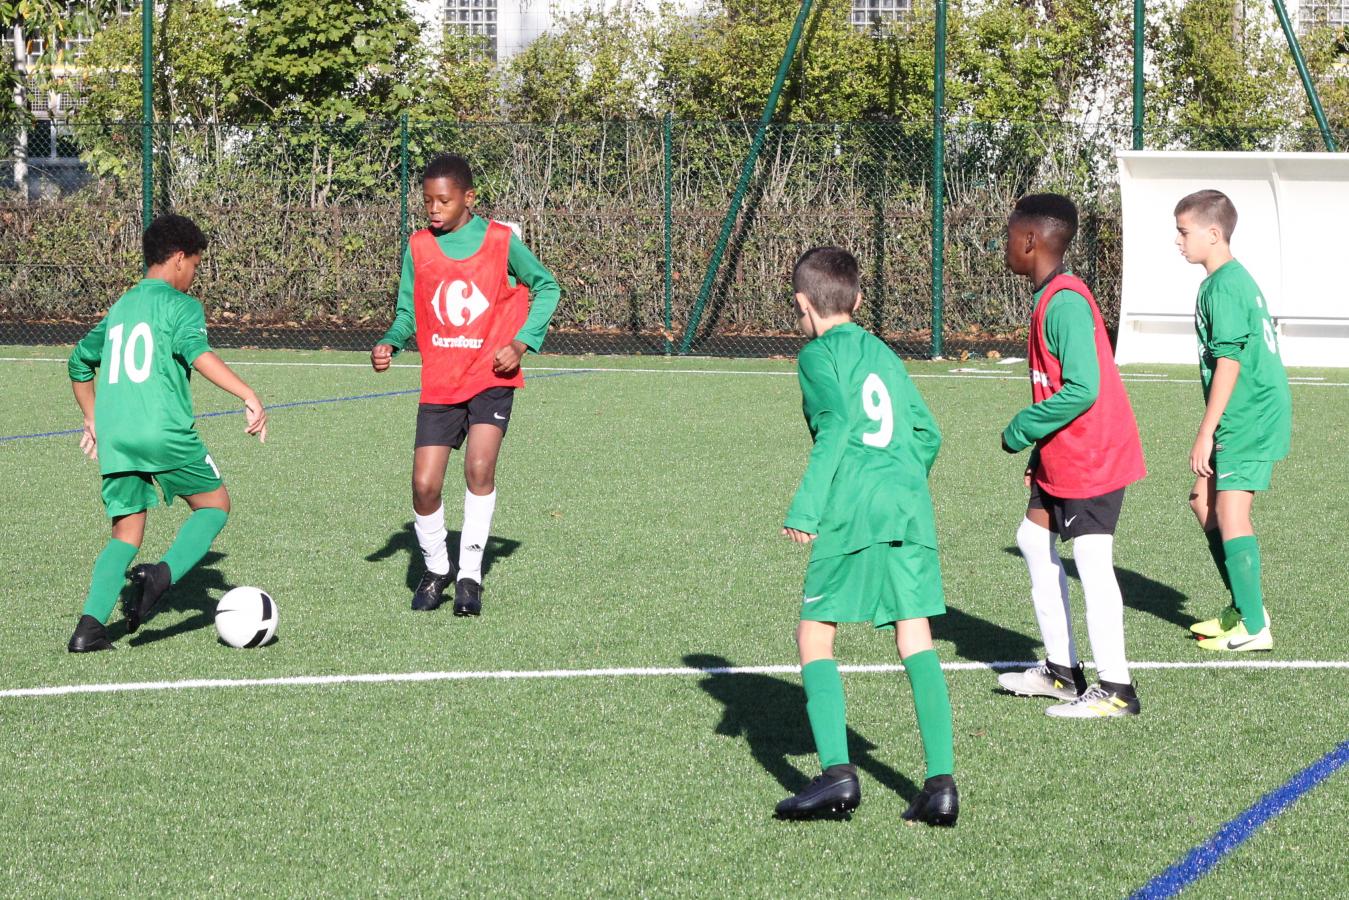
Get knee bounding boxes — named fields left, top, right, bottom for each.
left=411, top=475, right=443, bottom=512
left=464, top=456, right=496, bottom=494
left=1189, top=493, right=1213, bottom=527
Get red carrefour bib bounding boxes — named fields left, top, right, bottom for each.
left=1027, top=274, right=1147, bottom=499
left=410, top=221, right=530, bottom=404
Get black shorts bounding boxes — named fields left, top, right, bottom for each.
left=414, top=388, right=515, bottom=449
left=1028, top=482, right=1125, bottom=540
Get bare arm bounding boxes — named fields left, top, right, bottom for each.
left=1190, top=357, right=1240, bottom=476
left=72, top=379, right=98, bottom=459
left=193, top=351, right=268, bottom=443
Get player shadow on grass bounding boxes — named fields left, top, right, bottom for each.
left=932, top=604, right=1041, bottom=664
left=684, top=654, right=920, bottom=804
left=365, top=522, right=521, bottom=593
left=116, top=551, right=233, bottom=647
left=1000, top=546, right=1194, bottom=631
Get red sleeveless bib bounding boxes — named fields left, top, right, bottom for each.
left=1027, top=274, right=1146, bottom=499
left=410, top=221, right=530, bottom=404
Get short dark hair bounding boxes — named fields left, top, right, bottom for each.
left=422, top=153, right=474, bottom=190
left=793, top=247, right=860, bottom=316
left=1175, top=189, right=1238, bottom=241
left=143, top=213, right=208, bottom=267
left=1011, top=193, right=1079, bottom=251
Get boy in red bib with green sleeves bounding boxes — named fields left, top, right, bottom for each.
left=996, top=194, right=1148, bottom=718
left=372, top=154, right=559, bottom=616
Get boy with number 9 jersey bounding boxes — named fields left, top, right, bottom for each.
left=66, top=214, right=268, bottom=652
left=774, top=247, right=957, bottom=827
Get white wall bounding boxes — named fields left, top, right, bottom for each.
left=1116, top=150, right=1349, bottom=368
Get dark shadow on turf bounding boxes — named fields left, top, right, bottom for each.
left=684, top=654, right=919, bottom=804
left=366, top=522, right=521, bottom=593
left=933, top=603, right=1040, bottom=663
left=1001, top=546, right=1196, bottom=631
left=127, top=552, right=231, bottom=647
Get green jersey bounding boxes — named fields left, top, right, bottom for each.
left=379, top=215, right=561, bottom=353
left=785, top=323, right=941, bottom=559
left=1196, top=260, right=1291, bottom=461
left=68, top=278, right=213, bottom=475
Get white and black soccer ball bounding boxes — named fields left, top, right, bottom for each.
left=215, top=586, right=279, bottom=649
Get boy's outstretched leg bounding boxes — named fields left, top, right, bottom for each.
left=1200, top=489, right=1273, bottom=651
left=455, top=423, right=504, bottom=617
left=411, top=445, right=454, bottom=611
left=69, top=512, right=144, bottom=652
left=1046, top=534, right=1141, bottom=718
left=1188, top=475, right=1243, bottom=638
left=896, top=618, right=958, bottom=827
left=776, top=621, right=860, bottom=820
left=999, top=511, right=1087, bottom=700
left=128, top=487, right=229, bottom=632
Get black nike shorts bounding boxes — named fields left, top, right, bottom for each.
left=414, top=387, right=515, bottom=449
left=1028, top=482, right=1125, bottom=540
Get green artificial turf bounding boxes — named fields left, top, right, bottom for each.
left=1, top=347, right=1346, bottom=897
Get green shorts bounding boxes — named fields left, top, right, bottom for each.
left=101, top=453, right=223, bottom=518
left=1212, top=454, right=1276, bottom=492
left=801, top=541, right=946, bottom=629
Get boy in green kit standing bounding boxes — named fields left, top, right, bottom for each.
left=774, top=247, right=957, bottom=827
left=66, top=214, right=268, bottom=651
left=1175, top=189, right=1290, bottom=651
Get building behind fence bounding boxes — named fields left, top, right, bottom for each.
left=1, top=118, right=1339, bottom=357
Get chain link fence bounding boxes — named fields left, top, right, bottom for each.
left=0, top=118, right=1336, bottom=357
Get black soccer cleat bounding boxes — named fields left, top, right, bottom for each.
left=453, top=578, right=482, bottom=617
left=902, top=774, right=959, bottom=827
left=411, top=570, right=454, bottom=611
left=774, top=764, right=861, bottom=820
left=126, top=562, right=172, bottom=633
left=67, top=615, right=115, bottom=653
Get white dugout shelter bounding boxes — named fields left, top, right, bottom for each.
left=1115, top=151, right=1349, bottom=367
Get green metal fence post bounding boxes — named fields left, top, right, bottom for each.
left=677, top=0, right=816, bottom=354
left=930, top=0, right=947, bottom=359
left=399, top=113, right=410, bottom=245
left=663, top=112, right=674, bottom=355
left=1271, top=0, right=1339, bottom=152
left=141, top=0, right=153, bottom=233
left=1132, top=0, right=1144, bottom=150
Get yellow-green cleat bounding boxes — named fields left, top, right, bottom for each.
left=1197, top=622, right=1273, bottom=652
left=1190, top=606, right=1269, bottom=639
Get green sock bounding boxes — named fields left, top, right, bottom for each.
left=1204, top=528, right=1233, bottom=597
left=1223, top=536, right=1265, bottom=635
left=162, top=508, right=229, bottom=583
left=903, top=648, right=955, bottom=779
left=81, top=539, right=139, bottom=624
left=802, top=658, right=849, bottom=770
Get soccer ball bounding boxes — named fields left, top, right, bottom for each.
left=215, top=587, right=279, bottom=649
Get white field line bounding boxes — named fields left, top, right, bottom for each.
left=7, top=357, right=1349, bottom=386
left=3, top=658, right=1347, bottom=700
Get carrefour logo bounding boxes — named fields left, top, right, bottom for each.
left=431, top=279, right=490, bottom=328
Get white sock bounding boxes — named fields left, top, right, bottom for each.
left=1073, top=533, right=1131, bottom=685
left=414, top=505, right=450, bottom=576
left=1017, top=517, right=1077, bottom=669
left=458, top=489, right=496, bottom=583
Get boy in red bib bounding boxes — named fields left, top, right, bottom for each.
left=997, top=194, right=1148, bottom=718
left=372, top=154, right=559, bottom=615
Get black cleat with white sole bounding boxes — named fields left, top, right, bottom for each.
left=126, top=562, right=172, bottom=633
left=902, top=774, right=959, bottom=827
left=774, top=764, right=861, bottom=820
left=453, top=578, right=482, bottom=617
left=412, top=570, right=454, bottom=611
left=67, top=615, right=115, bottom=652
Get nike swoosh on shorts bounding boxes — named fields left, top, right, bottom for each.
left=493, top=412, right=507, bottom=420
left=803, top=595, right=824, bottom=604
left=1064, top=515, right=1078, bottom=527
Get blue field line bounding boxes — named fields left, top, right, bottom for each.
left=1129, top=738, right=1349, bottom=899
left=0, top=368, right=598, bottom=444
